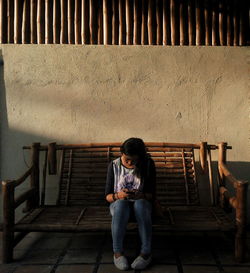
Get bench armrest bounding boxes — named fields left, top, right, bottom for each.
left=218, top=162, right=248, bottom=222
left=2, top=166, right=35, bottom=227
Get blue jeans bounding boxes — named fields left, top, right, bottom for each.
left=109, top=199, right=152, bottom=254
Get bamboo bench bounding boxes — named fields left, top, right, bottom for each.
left=1, top=142, right=248, bottom=263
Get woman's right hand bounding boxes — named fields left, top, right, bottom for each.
left=117, top=189, right=130, bottom=200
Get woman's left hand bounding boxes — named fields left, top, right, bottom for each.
left=133, top=191, right=146, bottom=200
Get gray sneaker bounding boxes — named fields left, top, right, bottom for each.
left=131, top=255, right=152, bottom=270
left=113, top=255, right=130, bottom=271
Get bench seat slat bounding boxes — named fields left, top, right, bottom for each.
left=14, top=206, right=235, bottom=232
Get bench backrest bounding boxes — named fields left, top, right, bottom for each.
left=55, top=142, right=201, bottom=207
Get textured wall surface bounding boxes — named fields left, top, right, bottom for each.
left=0, top=45, right=249, bottom=220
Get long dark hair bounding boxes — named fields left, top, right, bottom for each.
left=120, top=137, right=150, bottom=178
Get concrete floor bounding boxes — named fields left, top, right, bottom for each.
left=0, top=230, right=250, bottom=273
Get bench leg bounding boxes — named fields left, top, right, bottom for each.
left=2, top=228, right=14, bottom=263
left=235, top=224, right=247, bottom=263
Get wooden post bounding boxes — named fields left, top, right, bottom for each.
left=48, top=142, right=57, bottom=175
left=119, top=0, right=126, bottom=45
left=204, top=0, right=212, bottom=45
left=141, top=0, right=148, bottom=45
left=188, top=0, right=195, bottom=45
left=235, top=180, right=248, bottom=262
left=27, top=143, right=40, bottom=210
left=199, top=142, right=208, bottom=173
left=82, top=0, right=90, bottom=44
left=31, top=0, right=37, bottom=44
left=133, top=0, right=140, bottom=45
left=7, top=0, right=14, bottom=43
left=163, top=0, right=171, bottom=45
left=112, top=0, right=119, bottom=44
left=2, top=180, right=15, bottom=263
left=180, top=0, right=188, bottom=45
left=218, top=142, right=227, bottom=186
left=75, top=0, right=81, bottom=44
left=126, top=0, right=133, bottom=45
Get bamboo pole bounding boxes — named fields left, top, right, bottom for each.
left=126, top=0, right=132, bottom=44
left=14, top=0, right=21, bottom=43
left=133, top=0, right=140, bottom=45
left=233, top=0, right=239, bottom=46
left=82, top=0, right=89, bottom=44
left=45, top=0, right=53, bottom=44
left=75, top=0, right=81, bottom=44
left=148, top=0, right=154, bottom=45
left=180, top=0, right=188, bottom=45
left=188, top=0, right=195, bottom=45
left=119, top=0, right=126, bottom=45
left=112, top=0, right=119, bottom=44
left=31, top=0, right=37, bottom=44
left=103, top=0, right=110, bottom=44
left=219, top=0, right=227, bottom=46
left=163, top=0, right=171, bottom=45
left=98, top=0, right=103, bottom=44
left=37, top=0, right=45, bottom=44
left=0, top=0, right=7, bottom=43
left=141, top=0, right=148, bottom=45
left=239, top=0, right=247, bottom=46
left=68, top=0, right=74, bottom=44
left=90, top=0, right=98, bottom=44
left=204, top=0, right=212, bottom=45
left=227, top=0, right=233, bottom=46
left=195, top=0, right=203, bottom=45
left=170, top=0, right=179, bottom=45
left=156, top=0, right=162, bottom=45
left=53, top=0, right=60, bottom=44
left=22, top=0, right=30, bottom=44
left=60, top=0, right=67, bottom=43
left=212, top=0, right=219, bottom=46
left=7, top=0, right=14, bottom=43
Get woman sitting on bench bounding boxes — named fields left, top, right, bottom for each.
left=105, top=137, right=156, bottom=270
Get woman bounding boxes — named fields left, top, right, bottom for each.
left=105, top=137, right=156, bottom=270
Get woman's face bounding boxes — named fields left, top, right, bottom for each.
left=121, top=153, right=139, bottom=169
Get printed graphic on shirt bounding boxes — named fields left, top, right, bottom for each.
left=113, top=157, right=141, bottom=193
left=117, top=172, right=140, bottom=192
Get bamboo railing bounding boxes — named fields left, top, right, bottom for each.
left=0, top=0, right=249, bottom=45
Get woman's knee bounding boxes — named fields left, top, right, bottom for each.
left=110, top=199, right=130, bottom=216
left=134, top=199, right=152, bottom=214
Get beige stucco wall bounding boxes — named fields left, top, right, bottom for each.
left=0, top=45, right=249, bottom=222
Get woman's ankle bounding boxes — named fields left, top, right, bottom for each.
left=139, top=253, right=151, bottom=259
left=114, top=252, right=123, bottom=258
